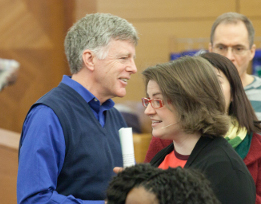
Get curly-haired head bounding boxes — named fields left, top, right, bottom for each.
left=107, top=163, right=220, bottom=204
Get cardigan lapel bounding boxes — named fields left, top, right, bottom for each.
left=185, top=136, right=213, bottom=168
left=150, top=143, right=174, bottom=167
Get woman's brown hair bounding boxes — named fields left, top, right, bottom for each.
left=142, top=56, right=230, bottom=137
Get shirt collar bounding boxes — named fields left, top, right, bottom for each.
left=60, top=75, right=115, bottom=109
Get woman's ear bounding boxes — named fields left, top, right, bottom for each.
left=82, top=49, right=95, bottom=71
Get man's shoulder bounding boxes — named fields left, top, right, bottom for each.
left=245, top=75, right=261, bottom=91
left=252, top=75, right=261, bottom=83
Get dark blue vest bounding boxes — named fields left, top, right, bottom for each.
left=28, top=83, right=125, bottom=200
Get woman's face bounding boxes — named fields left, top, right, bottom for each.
left=144, top=80, right=181, bottom=139
left=215, top=69, right=232, bottom=113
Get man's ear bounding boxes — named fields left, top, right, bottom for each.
left=208, top=42, right=213, bottom=52
left=82, top=49, right=95, bottom=71
left=249, top=44, right=256, bottom=61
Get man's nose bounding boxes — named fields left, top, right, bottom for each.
left=127, top=58, right=137, bottom=74
left=224, top=47, right=235, bottom=61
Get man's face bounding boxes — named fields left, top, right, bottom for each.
left=92, top=40, right=137, bottom=103
left=209, top=21, right=255, bottom=79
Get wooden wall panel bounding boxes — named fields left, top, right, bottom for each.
left=0, top=0, right=70, bottom=133
left=75, top=0, right=97, bottom=21
left=238, top=0, right=261, bottom=49
left=0, top=146, right=18, bottom=204
left=239, top=0, right=261, bottom=17
left=97, top=0, right=236, bottom=19
left=0, top=128, right=20, bottom=204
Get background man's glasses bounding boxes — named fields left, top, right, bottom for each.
left=213, top=45, right=249, bottom=55
left=213, top=45, right=249, bottom=56
left=142, top=98, right=164, bottom=109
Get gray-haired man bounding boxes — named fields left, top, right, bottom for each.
left=17, top=13, right=138, bottom=204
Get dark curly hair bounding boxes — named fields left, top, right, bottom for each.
left=107, top=163, right=220, bottom=204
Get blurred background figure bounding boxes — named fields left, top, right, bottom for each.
left=0, top=58, right=20, bottom=91
left=209, top=12, right=261, bottom=120
left=114, top=102, right=142, bottom=134
left=107, top=163, right=220, bottom=204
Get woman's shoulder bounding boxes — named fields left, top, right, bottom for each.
left=194, top=136, right=232, bottom=155
left=190, top=136, right=254, bottom=185
left=189, top=136, right=247, bottom=170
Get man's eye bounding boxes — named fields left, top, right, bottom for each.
left=236, top=47, right=243, bottom=51
left=218, top=46, right=225, bottom=50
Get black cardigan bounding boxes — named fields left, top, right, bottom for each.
left=150, top=136, right=256, bottom=204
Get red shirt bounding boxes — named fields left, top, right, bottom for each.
left=158, top=149, right=189, bottom=169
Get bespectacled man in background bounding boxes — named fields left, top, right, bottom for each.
left=209, top=12, right=261, bottom=120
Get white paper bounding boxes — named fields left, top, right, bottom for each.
left=119, top=127, right=135, bottom=168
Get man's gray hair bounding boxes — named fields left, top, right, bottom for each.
left=64, top=13, right=138, bottom=74
left=210, top=12, right=255, bottom=48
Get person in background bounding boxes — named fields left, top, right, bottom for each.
left=114, top=103, right=142, bottom=133
left=142, top=56, right=255, bottom=203
left=209, top=12, right=261, bottom=119
left=17, top=13, right=138, bottom=204
left=201, top=52, right=261, bottom=203
left=144, top=52, right=261, bottom=203
left=107, top=163, right=220, bottom=204
left=0, top=58, right=19, bottom=91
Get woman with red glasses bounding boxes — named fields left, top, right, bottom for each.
left=144, top=52, right=261, bottom=203
left=141, top=55, right=255, bottom=204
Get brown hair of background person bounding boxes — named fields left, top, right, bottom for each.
left=200, top=52, right=261, bottom=133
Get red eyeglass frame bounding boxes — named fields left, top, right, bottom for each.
left=141, top=98, right=164, bottom=109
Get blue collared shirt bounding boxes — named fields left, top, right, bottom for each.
left=17, top=75, right=114, bottom=204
